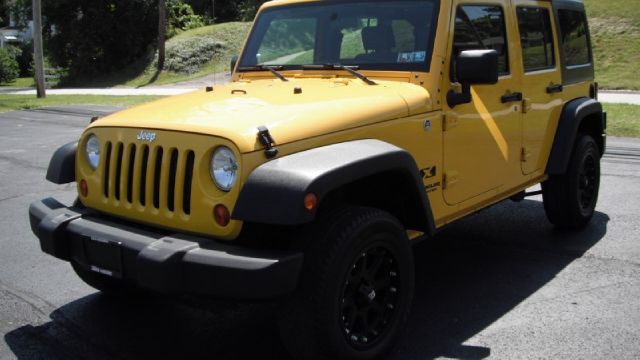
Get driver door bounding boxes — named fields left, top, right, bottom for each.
left=443, top=1, right=523, bottom=205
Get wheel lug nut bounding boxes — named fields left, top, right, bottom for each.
left=390, top=287, right=397, bottom=293
left=387, top=303, right=394, bottom=309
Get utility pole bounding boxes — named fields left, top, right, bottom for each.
left=157, top=0, right=166, bottom=71
left=211, top=0, right=215, bottom=23
left=32, top=0, right=45, bottom=98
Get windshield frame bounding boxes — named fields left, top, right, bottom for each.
left=238, top=0, right=441, bottom=73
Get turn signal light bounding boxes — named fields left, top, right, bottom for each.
left=304, top=193, right=318, bottom=211
left=214, top=204, right=231, bottom=227
left=80, top=179, right=89, bottom=197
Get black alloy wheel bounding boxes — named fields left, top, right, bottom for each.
left=340, top=244, right=400, bottom=350
left=543, top=134, right=601, bottom=229
left=278, top=207, right=414, bottom=360
left=578, top=152, right=598, bottom=212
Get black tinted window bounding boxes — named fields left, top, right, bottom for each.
left=558, top=9, right=590, bottom=66
left=517, top=7, right=555, bottom=72
left=451, top=5, right=509, bottom=81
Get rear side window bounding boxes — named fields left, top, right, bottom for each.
left=558, top=9, right=590, bottom=67
left=451, top=5, right=509, bottom=81
left=517, top=7, right=555, bottom=72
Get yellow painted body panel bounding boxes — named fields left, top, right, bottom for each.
left=73, top=0, right=596, bottom=240
left=91, top=78, right=432, bottom=153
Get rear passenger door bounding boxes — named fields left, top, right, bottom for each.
left=512, top=0, right=563, bottom=175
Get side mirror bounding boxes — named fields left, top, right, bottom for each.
left=447, top=49, right=499, bottom=108
left=230, top=55, right=239, bottom=73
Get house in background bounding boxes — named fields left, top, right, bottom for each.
left=0, top=12, right=33, bottom=48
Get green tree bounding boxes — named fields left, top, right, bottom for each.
left=42, top=0, right=158, bottom=78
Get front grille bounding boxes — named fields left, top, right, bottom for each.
left=102, top=141, right=195, bottom=216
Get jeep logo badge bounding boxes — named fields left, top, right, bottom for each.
left=137, top=130, right=157, bottom=142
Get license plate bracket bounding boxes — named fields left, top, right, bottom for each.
left=79, top=235, right=124, bottom=279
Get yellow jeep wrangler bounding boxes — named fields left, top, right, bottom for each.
left=30, top=0, right=605, bottom=358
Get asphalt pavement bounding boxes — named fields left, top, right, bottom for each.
left=0, top=106, right=639, bottom=359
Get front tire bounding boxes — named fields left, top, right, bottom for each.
left=543, top=134, right=601, bottom=229
left=279, top=207, right=414, bottom=360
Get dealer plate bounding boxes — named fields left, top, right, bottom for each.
left=81, top=236, right=124, bottom=278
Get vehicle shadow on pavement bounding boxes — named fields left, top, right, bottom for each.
left=394, top=199, right=609, bottom=359
left=5, top=200, right=608, bottom=360
left=4, top=293, right=290, bottom=359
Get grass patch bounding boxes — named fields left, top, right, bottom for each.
left=604, top=103, right=640, bottom=138
left=0, top=95, right=164, bottom=114
left=585, top=0, right=640, bottom=90
left=63, top=22, right=251, bottom=88
left=0, top=77, right=35, bottom=88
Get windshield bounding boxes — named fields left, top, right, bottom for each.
left=239, top=0, right=440, bottom=72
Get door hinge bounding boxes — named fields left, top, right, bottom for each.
left=443, top=171, right=459, bottom=189
left=522, top=98, right=532, bottom=114
left=521, top=147, right=531, bottom=162
left=443, top=114, right=458, bottom=131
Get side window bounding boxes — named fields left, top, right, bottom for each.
left=558, top=9, right=590, bottom=67
left=517, top=7, right=555, bottom=72
left=451, top=5, right=509, bottom=81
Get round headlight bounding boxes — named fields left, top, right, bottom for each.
left=210, top=147, right=239, bottom=191
left=85, top=135, right=100, bottom=170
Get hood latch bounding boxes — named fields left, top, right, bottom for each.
left=257, top=126, right=279, bottom=159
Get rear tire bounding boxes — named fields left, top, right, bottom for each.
left=278, top=207, right=414, bottom=360
left=542, top=134, right=601, bottom=229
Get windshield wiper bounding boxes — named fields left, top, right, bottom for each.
left=237, top=65, right=289, bottom=82
left=302, top=64, right=377, bottom=85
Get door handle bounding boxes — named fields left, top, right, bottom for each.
left=501, top=92, right=523, bottom=103
left=546, top=84, right=563, bottom=94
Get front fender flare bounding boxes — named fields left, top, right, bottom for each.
left=46, top=142, right=77, bottom=184
left=232, top=139, right=435, bottom=234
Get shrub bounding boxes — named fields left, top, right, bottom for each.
left=0, top=47, right=19, bottom=84
left=162, top=36, right=224, bottom=74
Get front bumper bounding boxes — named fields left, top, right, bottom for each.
left=29, top=198, right=303, bottom=299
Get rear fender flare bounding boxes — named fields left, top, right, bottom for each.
left=547, top=98, right=604, bottom=175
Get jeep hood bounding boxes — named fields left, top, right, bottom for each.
left=91, top=78, right=432, bottom=153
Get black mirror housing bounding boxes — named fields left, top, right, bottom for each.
left=456, top=49, right=499, bottom=85
left=448, top=50, right=499, bottom=107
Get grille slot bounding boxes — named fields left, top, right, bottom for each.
left=103, top=142, right=112, bottom=198
left=183, top=151, right=195, bottom=215
left=167, top=149, right=178, bottom=212
left=126, top=145, right=136, bottom=203
left=101, top=141, right=194, bottom=217
left=114, top=143, right=124, bottom=201
left=153, top=147, right=163, bottom=209
left=139, top=146, right=149, bottom=206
